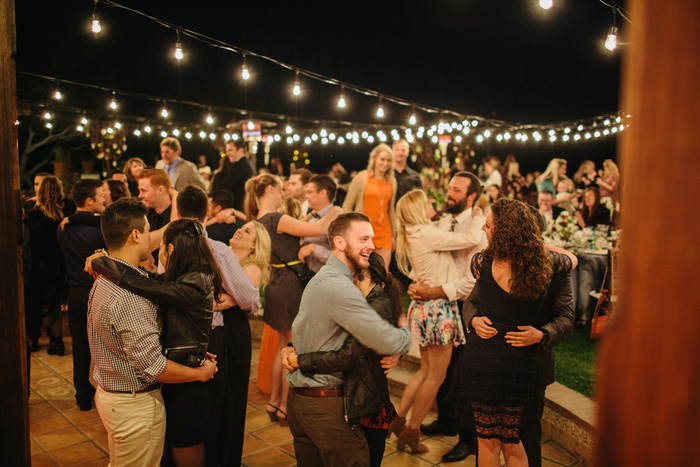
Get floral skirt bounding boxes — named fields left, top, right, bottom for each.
left=409, top=298, right=466, bottom=346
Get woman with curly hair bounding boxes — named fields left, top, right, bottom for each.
left=449, top=198, right=576, bottom=467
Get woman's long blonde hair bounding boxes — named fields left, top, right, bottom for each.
left=537, top=158, right=567, bottom=187
left=395, top=189, right=431, bottom=276
left=366, top=143, right=396, bottom=183
left=35, top=175, right=65, bottom=221
left=239, top=221, right=272, bottom=288
left=603, top=159, right=619, bottom=178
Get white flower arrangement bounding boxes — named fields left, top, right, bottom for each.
left=554, top=210, right=579, bottom=241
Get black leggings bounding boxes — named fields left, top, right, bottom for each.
left=361, top=426, right=388, bottom=467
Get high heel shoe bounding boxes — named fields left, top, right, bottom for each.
left=386, top=416, right=406, bottom=439
left=276, top=408, right=288, bottom=427
left=396, top=426, right=429, bottom=454
left=265, top=404, right=279, bottom=422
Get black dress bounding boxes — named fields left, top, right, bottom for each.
left=448, top=251, right=572, bottom=443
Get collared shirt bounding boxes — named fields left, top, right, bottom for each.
left=206, top=235, right=261, bottom=327
left=163, top=158, right=180, bottom=184
left=394, top=166, right=422, bottom=204
left=302, top=203, right=332, bottom=273
left=147, top=205, right=172, bottom=262
left=88, top=258, right=167, bottom=392
left=288, top=256, right=411, bottom=388
left=57, top=211, right=106, bottom=287
left=437, top=208, right=488, bottom=301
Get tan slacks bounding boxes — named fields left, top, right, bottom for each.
left=95, top=386, right=166, bottom=467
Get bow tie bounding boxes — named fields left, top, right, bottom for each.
left=312, top=212, right=322, bottom=219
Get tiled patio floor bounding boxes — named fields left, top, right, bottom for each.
left=28, top=320, right=581, bottom=466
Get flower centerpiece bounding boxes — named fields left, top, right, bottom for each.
left=553, top=210, right=579, bottom=241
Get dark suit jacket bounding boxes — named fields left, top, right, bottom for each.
left=213, top=158, right=254, bottom=211
left=462, top=271, right=574, bottom=388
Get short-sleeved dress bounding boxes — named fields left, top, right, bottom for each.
left=259, top=211, right=304, bottom=332
left=448, top=251, right=572, bottom=443
left=363, top=175, right=393, bottom=250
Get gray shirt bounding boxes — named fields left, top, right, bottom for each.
left=302, top=203, right=332, bottom=273
left=287, top=256, right=411, bottom=388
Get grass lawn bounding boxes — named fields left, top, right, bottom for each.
left=554, top=322, right=597, bottom=398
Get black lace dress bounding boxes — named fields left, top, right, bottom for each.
left=448, top=251, right=572, bottom=443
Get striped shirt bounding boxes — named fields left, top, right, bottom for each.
left=87, top=258, right=167, bottom=392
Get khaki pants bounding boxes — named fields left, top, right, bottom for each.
left=95, top=386, right=166, bottom=467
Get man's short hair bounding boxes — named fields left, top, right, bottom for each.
left=453, top=171, right=482, bottom=201
left=309, top=174, right=337, bottom=203
left=176, top=185, right=208, bottom=221
left=291, top=168, right=313, bottom=185
left=209, top=189, right=234, bottom=210
left=101, top=198, right=148, bottom=250
left=139, top=169, right=171, bottom=190
left=71, top=179, right=103, bottom=207
left=160, top=137, right=181, bottom=153
left=539, top=190, right=554, bottom=197
left=328, top=212, right=370, bottom=251
left=227, top=140, right=247, bottom=152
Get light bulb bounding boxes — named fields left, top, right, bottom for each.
left=476, top=135, right=484, bottom=143
left=161, top=107, right=169, bottom=118
left=172, top=128, right=179, bottom=137
left=409, top=114, right=417, bottom=125
left=46, top=122, right=53, bottom=129
left=338, top=95, right=346, bottom=108
left=43, top=112, right=52, bottom=120
left=53, top=90, right=62, bottom=101
left=109, top=98, right=118, bottom=111
left=247, top=120, right=255, bottom=130
left=483, top=129, right=491, bottom=138
left=81, top=117, right=88, bottom=125
left=320, top=129, right=327, bottom=137
left=160, top=130, right=167, bottom=138
left=376, top=106, right=385, bottom=118
left=199, top=131, right=207, bottom=139
left=114, top=121, right=122, bottom=129
left=242, top=65, right=250, bottom=80
left=292, top=81, right=301, bottom=96
left=539, top=0, right=553, bottom=10
left=133, top=129, right=141, bottom=136
left=293, top=134, right=300, bottom=142
left=77, top=125, right=84, bottom=132
left=185, top=131, right=193, bottom=139
left=563, top=134, right=570, bottom=141
left=496, top=134, right=503, bottom=142
left=605, top=26, right=618, bottom=51
left=206, top=114, right=214, bottom=125
left=304, top=137, right=312, bottom=145
left=209, top=133, right=216, bottom=140
left=338, top=137, right=345, bottom=145
left=144, top=125, right=152, bottom=133
left=574, top=134, right=581, bottom=141
left=174, top=42, right=184, bottom=60
left=273, top=134, right=280, bottom=141
left=91, top=15, right=101, bottom=34
left=285, top=125, right=293, bottom=134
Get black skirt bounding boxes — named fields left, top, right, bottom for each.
left=447, top=322, right=538, bottom=444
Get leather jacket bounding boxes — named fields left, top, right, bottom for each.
left=92, top=257, right=214, bottom=367
left=297, top=284, right=396, bottom=423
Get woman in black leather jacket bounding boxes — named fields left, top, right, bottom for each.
left=92, top=218, right=222, bottom=467
left=283, top=252, right=404, bottom=467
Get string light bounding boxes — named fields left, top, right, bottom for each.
left=205, top=110, right=214, bottom=125
left=114, top=121, right=122, bottom=129
left=241, top=54, right=250, bottom=81
left=376, top=97, right=385, bottom=118
left=53, top=84, right=63, bottom=101
left=292, top=72, right=301, bottom=97
left=91, top=1, right=101, bottom=34
left=81, top=116, right=88, bottom=125
left=160, top=105, right=169, bottom=118
left=539, top=0, right=553, bottom=10
left=144, top=124, right=152, bottom=133
left=43, top=112, right=52, bottom=120
left=338, top=87, right=347, bottom=108
left=172, top=128, right=179, bottom=136
left=108, top=92, right=118, bottom=111
left=285, top=124, right=293, bottom=134
left=247, top=120, right=255, bottom=130
left=133, top=128, right=141, bottom=136
left=174, top=30, right=184, bottom=60
left=605, top=25, right=618, bottom=51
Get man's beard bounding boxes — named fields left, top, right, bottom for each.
left=346, top=243, right=370, bottom=273
left=445, top=195, right=469, bottom=215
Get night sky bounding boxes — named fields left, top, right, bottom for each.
left=15, top=0, right=624, bottom=175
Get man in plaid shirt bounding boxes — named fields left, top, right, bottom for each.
left=87, top=198, right=217, bottom=467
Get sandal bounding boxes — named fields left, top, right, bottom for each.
left=265, top=404, right=279, bottom=422
left=276, top=408, right=288, bottom=426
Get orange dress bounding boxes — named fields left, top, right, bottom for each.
left=256, top=323, right=279, bottom=394
left=363, top=175, right=393, bottom=249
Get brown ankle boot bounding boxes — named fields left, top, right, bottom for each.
left=386, top=416, right=406, bottom=439
left=396, top=426, right=429, bottom=454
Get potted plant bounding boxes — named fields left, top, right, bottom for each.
left=51, top=146, right=70, bottom=177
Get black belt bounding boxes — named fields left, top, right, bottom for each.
left=103, top=383, right=160, bottom=394
left=294, top=386, right=344, bottom=397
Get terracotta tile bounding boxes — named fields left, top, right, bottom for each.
left=37, top=354, right=69, bottom=366
left=30, top=413, right=71, bottom=436
left=242, top=434, right=270, bottom=457
left=30, top=402, right=58, bottom=420
left=543, top=459, right=568, bottom=467
left=251, top=423, right=293, bottom=445
left=62, top=406, right=100, bottom=425
left=245, top=408, right=276, bottom=431
left=93, top=435, right=110, bottom=454
left=36, top=383, right=74, bottom=400
left=413, top=437, right=454, bottom=464
left=47, top=441, right=105, bottom=466
left=47, top=398, right=79, bottom=413
left=31, top=376, right=67, bottom=390
left=30, top=451, right=59, bottom=466
left=241, top=447, right=295, bottom=467
left=75, top=458, right=110, bottom=467
left=34, top=427, right=87, bottom=451
left=278, top=439, right=295, bottom=457
left=57, top=371, right=74, bottom=383
left=542, top=440, right=578, bottom=466
left=31, top=366, right=55, bottom=378
left=247, top=389, right=269, bottom=408
left=380, top=450, right=433, bottom=466
left=76, top=420, right=108, bottom=440
left=29, top=390, right=44, bottom=405
left=31, top=438, right=43, bottom=454
left=50, top=360, right=74, bottom=374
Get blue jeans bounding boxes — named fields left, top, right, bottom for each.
left=571, top=254, right=607, bottom=323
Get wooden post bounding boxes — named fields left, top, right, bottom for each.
left=0, top=0, right=30, bottom=464
left=596, top=1, right=700, bottom=465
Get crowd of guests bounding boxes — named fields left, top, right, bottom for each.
left=22, top=136, right=619, bottom=466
